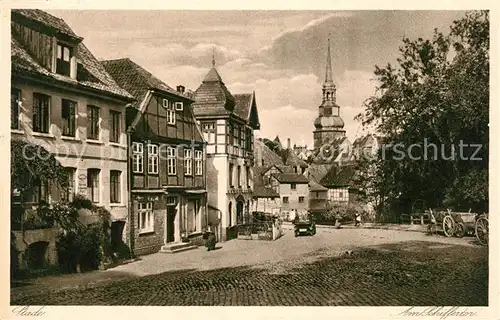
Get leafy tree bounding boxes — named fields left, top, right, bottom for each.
left=11, top=139, right=68, bottom=194
left=356, top=11, right=489, bottom=216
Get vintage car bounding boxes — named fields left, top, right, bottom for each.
left=294, top=215, right=316, bottom=237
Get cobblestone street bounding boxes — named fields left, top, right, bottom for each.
left=11, top=229, right=488, bottom=306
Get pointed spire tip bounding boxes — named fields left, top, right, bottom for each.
left=212, top=47, right=216, bottom=67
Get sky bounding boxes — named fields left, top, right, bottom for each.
left=50, top=10, right=467, bottom=147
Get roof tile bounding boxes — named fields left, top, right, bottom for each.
left=102, top=58, right=192, bottom=108
left=272, top=173, right=309, bottom=184
left=11, top=10, right=133, bottom=100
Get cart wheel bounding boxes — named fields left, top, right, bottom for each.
left=475, top=216, right=488, bottom=246
left=442, top=215, right=455, bottom=237
left=454, top=222, right=465, bottom=238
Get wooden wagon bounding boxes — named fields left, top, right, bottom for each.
left=428, top=209, right=489, bottom=245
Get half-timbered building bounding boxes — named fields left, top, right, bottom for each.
left=103, top=58, right=207, bottom=255
left=192, top=61, right=260, bottom=241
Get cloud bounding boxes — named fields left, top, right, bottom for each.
left=257, top=11, right=467, bottom=79
left=116, top=42, right=244, bottom=68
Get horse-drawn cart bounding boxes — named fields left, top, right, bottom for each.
left=428, top=209, right=488, bottom=245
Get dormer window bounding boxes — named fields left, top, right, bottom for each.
left=56, top=43, right=73, bottom=77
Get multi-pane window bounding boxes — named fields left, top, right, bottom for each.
left=11, top=88, right=21, bottom=130
left=201, top=122, right=215, bottom=143
left=26, top=179, right=50, bottom=204
left=163, top=100, right=175, bottom=125
left=109, top=110, right=120, bottom=143
left=229, top=164, right=234, bottom=187
left=138, top=202, right=154, bottom=233
left=299, top=196, right=305, bottom=203
left=283, top=196, right=289, bottom=204
left=33, top=93, right=50, bottom=133
left=195, top=150, right=203, bottom=175
left=61, top=167, right=76, bottom=202
left=246, top=128, right=253, bottom=151
left=87, top=169, right=100, bottom=203
left=87, top=105, right=100, bottom=140
left=167, top=147, right=176, bottom=175
left=175, top=102, right=183, bottom=111
left=148, top=144, right=159, bottom=174
left=246, top=166, right=250, bottom=187
left=132, top=142, right=144, bottom=173
left=233, top=124, right=239, bottom=146
left=237, top=166, right=241, bottom=187
left=184, top=149, right=192, bottom=176
left=291, top=183, right=297, bottom=190
left=241, top=127, right=246, bottom=149
left=56, top=43, right=72, bottom=77
left=228, top=123, right=234, bottom=145
left=110, top=170, right=121, bottom=203
left=61, top=99, right=76, bottom=137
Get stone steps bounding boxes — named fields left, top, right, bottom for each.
left=160, top=242, right=198, bottom=254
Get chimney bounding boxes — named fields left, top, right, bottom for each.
left=287, top=138, right=291, bottom=150
left=176, top=85, right=185, bottom=93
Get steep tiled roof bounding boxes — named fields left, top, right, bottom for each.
left=102, top=58, right=192, bottom=108
left=253, top=185, right=280, bottom=198
left=283, top=148, right=309, bottom=168
left=233, top=93, right=252, bottom=120
left=255, top=139, right=284, bottom=166
left=312, top=136, right=351, bottom=163
left=11, top=10, right=133, bottom=101
left=309, top=180, right=328, bottom=191
left=272, top=173, right=309, bottom=184
left=12, top=9, right=80, bottom=39
left=192, top=67, right=235, bottom=117
left=320, top=165, right=356, bottom=188
left=253, top=166, right=280, bottom=198
left=307, top=163, right=332, bottom=183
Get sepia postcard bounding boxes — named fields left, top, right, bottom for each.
left=1, top=1, right=498, bottom=319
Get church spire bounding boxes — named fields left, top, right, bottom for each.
left=325, top=34, right=333, bottom=84
left=212, top=47, right=216, bottom=67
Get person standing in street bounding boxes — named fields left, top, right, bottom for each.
left=355, top=211, right=362, bottom=227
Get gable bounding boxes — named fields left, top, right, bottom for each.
left=129, top=91, right=203, bottom=143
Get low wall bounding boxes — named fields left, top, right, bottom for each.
left=272, top=220, right=284, bottom=240
left=12, top=228, right=59, bottom=270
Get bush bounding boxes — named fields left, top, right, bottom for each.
left=54, top=198, right=113, bottom=273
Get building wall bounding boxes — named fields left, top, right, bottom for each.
left=278, top=182, right=309, bottom=212
left=309, top=189, right=328, bottom=213
left=253, top=197, right=281, bottom=215
left=203, top=117, right=255, bottom=241
left=327, top=187, right=349, bottom=203
left=12, top=82, right=129, bottom=223
left=131, top=193, right=166, bottom=256
left=131, top=92, right=205, bottom=190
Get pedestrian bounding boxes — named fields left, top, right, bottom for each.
left=335, top=211, right=342, bottom=229
left=355, top=211, right=361, bottom=227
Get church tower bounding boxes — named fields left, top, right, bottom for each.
left=313, top=36, right=346, bottom=150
